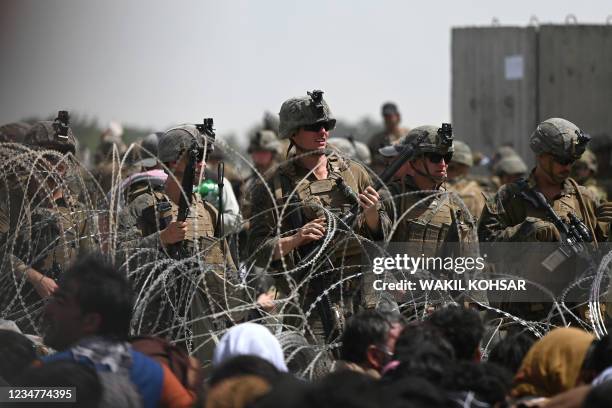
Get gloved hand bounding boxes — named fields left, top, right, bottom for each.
left=596, top=202, right=612, bottom=223
left=510, top=217, right=560, bottom=242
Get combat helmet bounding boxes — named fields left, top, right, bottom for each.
left=158, top=122, right=214, bottom=164
left=278, top=90, right=336, bottom=139
left=328, top=137, right=357, bottom=159
left=22, top=111, right=76, bottom=155
left=248, top=129, right=280, bottom=153
left=529, top=118, right=590, bottom=162
left=494, top=155, right=528, bottom=176
left=451, top=140, right=473, bottom=167
left=378, top=124, right=454, bottom=158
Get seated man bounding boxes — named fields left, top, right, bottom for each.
left=41, top=253, right=195, bottom=408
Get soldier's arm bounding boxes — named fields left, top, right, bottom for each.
left=477, top=186, right=523, bottom=242
left=248, top=182, right=306, bottom=266
left=353, top=164, right=390, bottom=240
left=116, top=195, right=167, bottom=256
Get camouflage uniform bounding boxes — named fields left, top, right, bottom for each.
left=446, top=140, right=486, bottom=220
left=248, top=91, right=389, bottom=344
left=378, top=126, right=485, bottom=307
left=572, top=149, right=607, bottom=201
left=478, top=118, right=610, bottom=320
left=0, top=114, right=96, bottom=332
left=117, top=124, right=243, bottom=365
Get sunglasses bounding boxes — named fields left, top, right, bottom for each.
left=302, top=121, right=333, bottom=132
left=425, top=152, right=453, bottom=164
left=552, top=156, right=575, bottom=166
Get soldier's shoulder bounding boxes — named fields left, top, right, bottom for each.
left=127, top=189, right=160, bottom=213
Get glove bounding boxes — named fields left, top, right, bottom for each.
left=513, top=217, right=560, bottom=242
left=596, top=202, right=612, bottom=223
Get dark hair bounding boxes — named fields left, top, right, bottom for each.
left=584, top=381, right=612, bottom=408
left=582, top=334, right=612, bottom=375
left=62, top=253, right=134, bottom=340
left=393, top=322, right=455, bottom=361
left=487, top=332, right=536, bottom=375
left=0, top=330, right=37, bottom=384
left=209, top=355, right=281, bottom=387
left=381, top=376, right=446, bottom=408
left=385, top=322, right=456, bottom=384
left=306, top=371, right=382, bottom=408
left=426, top=305, right=484, bottom=360
left=340, top=310, right=401, bottom=363
left=12, top=361, right=102, bottom=408
left=440, top=361, right=513, bottom=406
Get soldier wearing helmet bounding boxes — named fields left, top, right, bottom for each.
left=571, top=149, right=607, bottom=201
left=493, top=155, right=528, bottom=186
left=377, top=125, right=485, bottom=307
left=241, top=130, right=281, bottom=243
left=478, top=118, right=612, bottom=321
left=249, top=90, right=390, bottom=346
left=328, top=137, right=372, bottom=166
left=446, top=140, right=486, bottom=220
left=377, top=126, right=477, bottom=257
left=117, top=122, right=244, bottom=366
left=0, top=112, right=97, bottom=333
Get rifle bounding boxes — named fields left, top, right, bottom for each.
left=525, top=189, right=594, bottom=272
left=297, top=126, right=437, bottom=265
left=170, top=118, right=214, bottom=257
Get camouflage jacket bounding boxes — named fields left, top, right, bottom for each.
left=248, top=153, right=390, bottom=271
left=446, top=176, right=486, bottom=221
left=478, top=173, right=607, bottom=243
left=116, top=188, right=235, bottom=270
left=379, top=176, right=478, bottom=258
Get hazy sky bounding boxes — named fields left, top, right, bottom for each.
left=1, top=0, right=610, bottom=144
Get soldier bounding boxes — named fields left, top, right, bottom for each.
left=328, top=137, right=372, bottom=167
left=248, top=90, right=388, bottom=346
left=493, top=155, right=528, bottom=186
left=0, top=112, right=96, bottom=332
left=377, top=125, right=483, bottom=307
left=367, top=102, right=410, bottom=174
left=240, top=130, right=282, bottom=260
left=571, top=149, right=607, bottom=201
left=446, top=140, right=486, bottom=220
left=478, top=118, right=612, bottom=321
left=117, top=123, right=244, bottom=366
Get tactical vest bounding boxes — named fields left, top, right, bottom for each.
left=389, top=178, right=474, bottom=258
left=272, top=155, right=364, bottom=259
left=140, top=190, right=226, bottom=265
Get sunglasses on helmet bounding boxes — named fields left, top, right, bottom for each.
left=425, top=152, right=453, bottom=164
left=302, top=121, right=333, bottom=132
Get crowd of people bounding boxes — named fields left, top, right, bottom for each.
left=1, top=89, right=612, bottom=407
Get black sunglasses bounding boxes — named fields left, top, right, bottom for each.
left=552, top=155, right=575, bottom=166
left=302, top=121, right=333, bottom=132
left=425, top=152, right=453, bottom=164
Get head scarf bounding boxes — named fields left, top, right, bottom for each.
left=212, top=323, right=288, bottom=372
left=512, top=327, right=594, bottom=398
